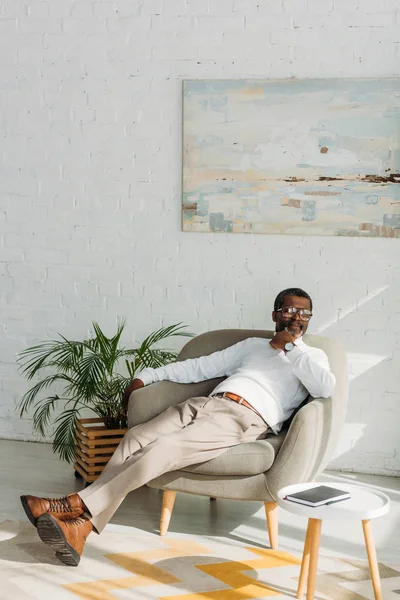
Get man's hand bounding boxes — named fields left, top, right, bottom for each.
left=121, top=378, right=144, bottom=417
left=269, top=330, right=296, bottom=352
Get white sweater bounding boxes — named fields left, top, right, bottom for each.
left=136, top=337, right=336, bottom=434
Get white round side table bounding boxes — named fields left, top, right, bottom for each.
left=278, top=482, right=390, bottom=600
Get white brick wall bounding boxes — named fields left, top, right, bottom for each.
left=0, top=0, right=399, bottom=476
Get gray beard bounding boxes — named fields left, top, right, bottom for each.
left=277, top=318, right=304, bottom=336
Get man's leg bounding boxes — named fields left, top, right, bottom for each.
left=30, top=397, right=268, bottom=567
left=25, top=396, right=218, bottom=566
left=103, top=395, right=211, bottom=471
left=81, top=397, right=268, bottom=533
left=20, top=396, right=210, bottom=527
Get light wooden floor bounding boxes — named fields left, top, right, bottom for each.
left=1, top=439, right=399, bottom=563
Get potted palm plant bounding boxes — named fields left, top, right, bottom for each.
left=17, top=321, right=192, bottom=483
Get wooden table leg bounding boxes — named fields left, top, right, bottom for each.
left=362, top=519, right=382, bottom=600
left=297, top=519, right=313, bottom=599
left=306, top=518, right=322, bottom=600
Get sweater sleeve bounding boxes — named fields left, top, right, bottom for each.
left=135, top=339, right=248, bottom=386
left=286, top=346, right=336, bottom=398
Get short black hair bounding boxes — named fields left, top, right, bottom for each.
left=274, top=288, right=313, bottom=312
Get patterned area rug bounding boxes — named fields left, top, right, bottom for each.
left=1, top=520, right=399, bottom=600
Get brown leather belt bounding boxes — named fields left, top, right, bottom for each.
left=214, top=391, right=262, bottom=419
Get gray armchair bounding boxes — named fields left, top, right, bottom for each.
left=128, top=329, right=348, bottom=548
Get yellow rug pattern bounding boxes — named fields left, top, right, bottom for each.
left=65, top=539, right=300, bottom=599
left=1, top=520, right=399, bottom=600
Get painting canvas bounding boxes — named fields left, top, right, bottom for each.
left=182, top=79, right=400, bottom=237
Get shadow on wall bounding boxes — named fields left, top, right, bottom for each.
left=315, top=284, right=398, bottom=476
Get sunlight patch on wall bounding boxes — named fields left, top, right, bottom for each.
left=347, top=351, right=387, bottom=381
left=331, top=423, right=367, bottom=460
left=316, top=285, right=389, bottom=334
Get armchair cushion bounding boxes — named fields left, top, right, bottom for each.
left=181, top=436, right=283, bottom=476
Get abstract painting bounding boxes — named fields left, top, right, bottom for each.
left=182, top=79, right=400, bottom=237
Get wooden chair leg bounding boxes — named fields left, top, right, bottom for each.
left=306, top=518, right=322, bottom=600
left=362, top=519, right=382, bottom=600
left=297, top=519, right=313, bottom=599
left=264, top=501, right=278, bottom=549
left=160, top=490, right=176, bottom=536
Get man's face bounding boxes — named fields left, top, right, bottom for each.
left=272, top=295, right=312, bottom=338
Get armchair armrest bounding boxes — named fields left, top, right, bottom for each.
left=127, top=378, right=224, bottom=427
left=265, top=396, right=337, bottom=499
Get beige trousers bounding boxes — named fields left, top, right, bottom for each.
left=79, top=395, right=268, bottom=533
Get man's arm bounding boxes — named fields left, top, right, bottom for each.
left=136, top=338, right=248, bottom=387
left=121, top=338, right=249, bottom=412
left=286, top=347, right=336, bottom=398
left=270, top=331, right=335, bottom=398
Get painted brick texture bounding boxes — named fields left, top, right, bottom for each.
left=0, top=0, right=399, bottom=475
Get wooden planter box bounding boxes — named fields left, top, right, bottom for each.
left=73, top=417, right=128, bottom=484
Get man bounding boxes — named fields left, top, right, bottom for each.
left=21, top=287, right=335, bottom=566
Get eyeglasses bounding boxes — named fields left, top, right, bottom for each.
left=276, top=306, right=313, bottom=322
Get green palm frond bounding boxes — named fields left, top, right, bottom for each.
left=53, top=408, right=80, bottom=464
left=108, top=318, right=127, bottom=367
left=18, top=338, right=88, bottom=380
left=74, top=351, right=108, bottom=398
left=32, top=395, right=62, bottom=437
left=140, top=349, right=179, bottom=369
left=90, top=322, right=113, bottom=370
left=97, top=374, right=130, bottom=399
left=17, top=320, right=193, bottom=463
left=18, top=373, right=74, bottom=416
left=137, top=323, right=194, bottom=352
left=123, top=324, right=192, bottom=373
left=125, top=357, right=138, bottom=379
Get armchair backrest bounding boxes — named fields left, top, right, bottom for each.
left=178, top=329, right=348, bottom=470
